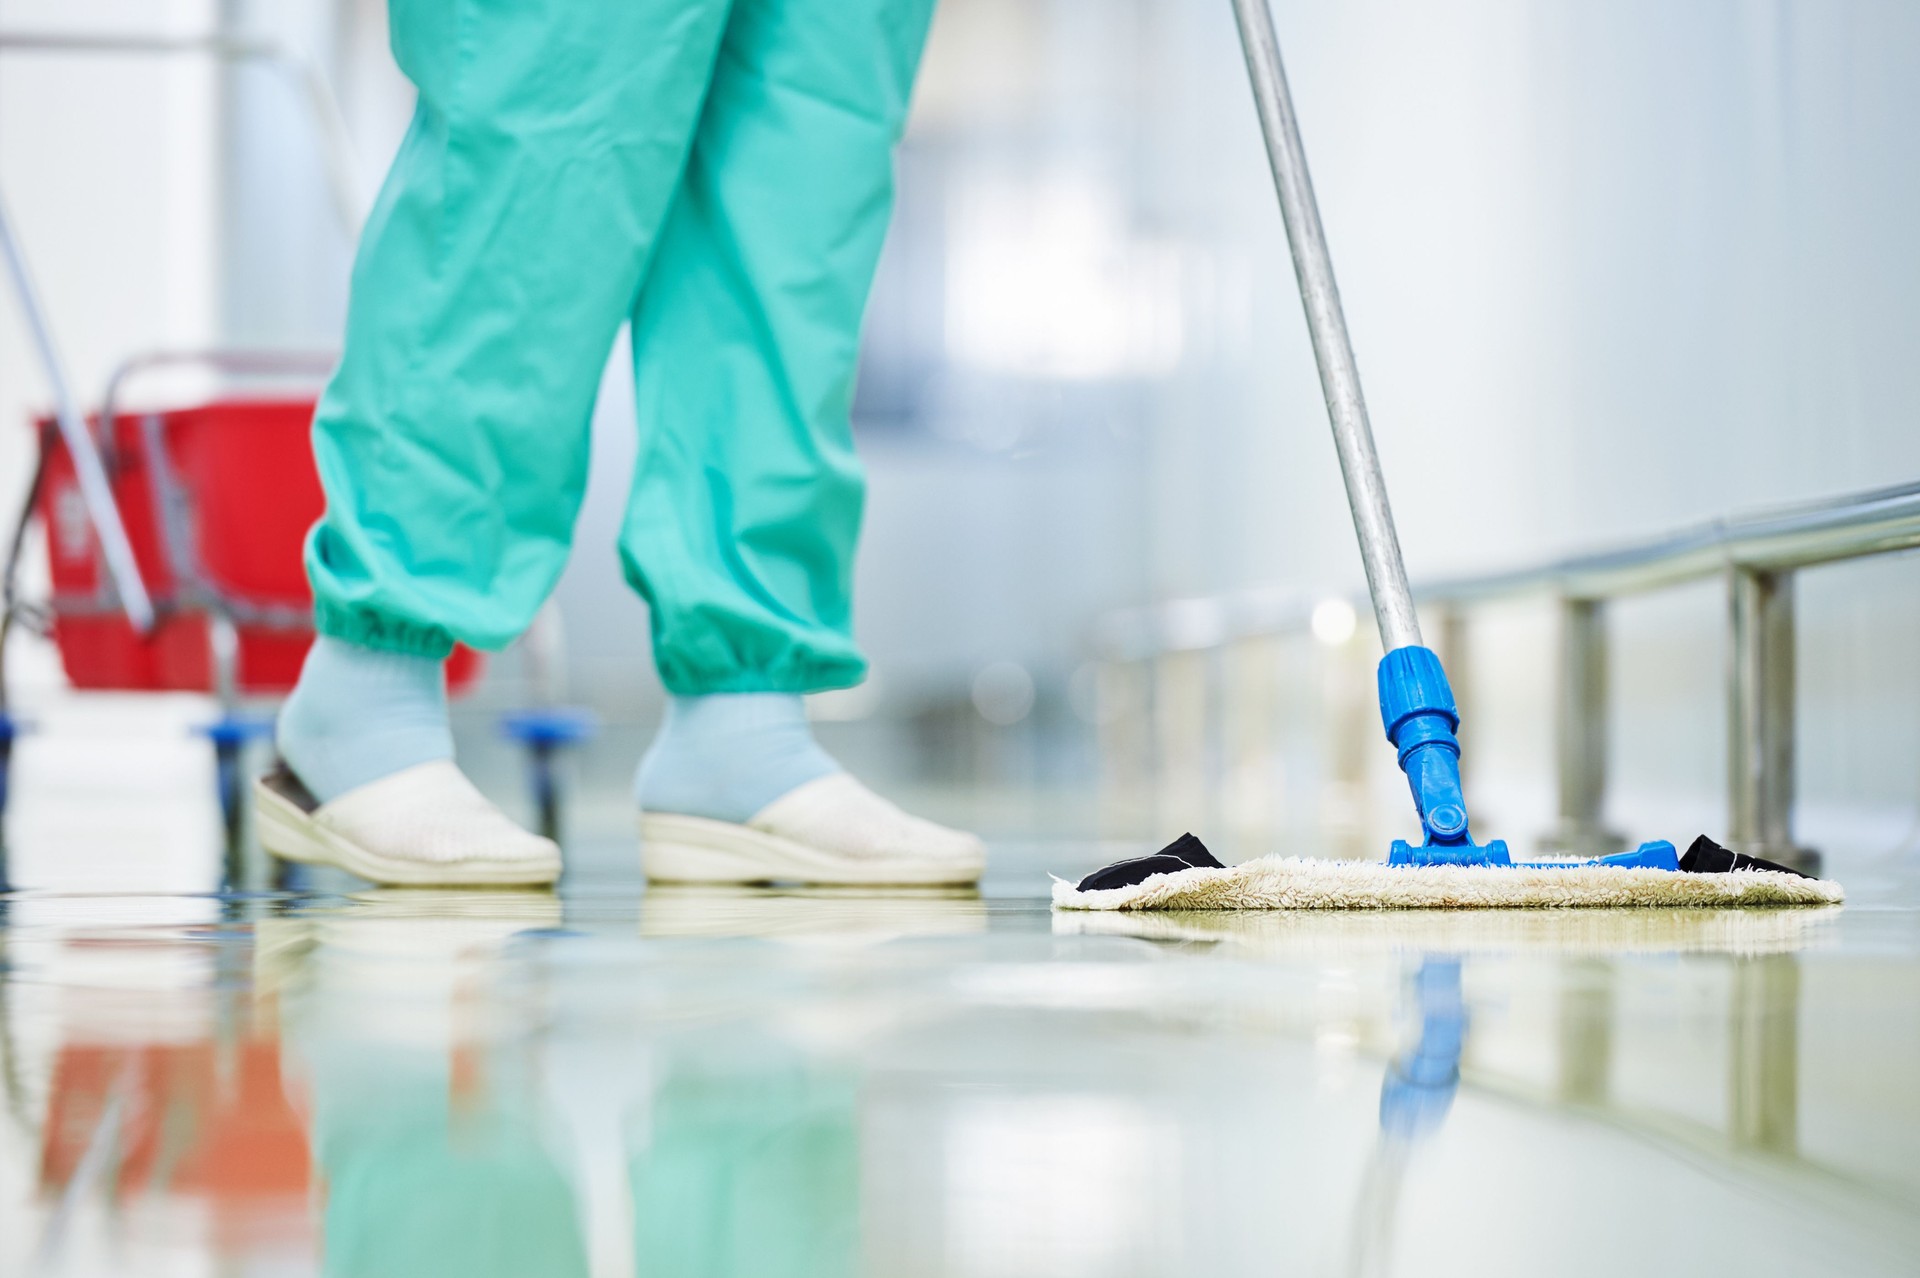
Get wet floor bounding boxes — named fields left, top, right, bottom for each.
left=3, top=847, right=1919, bottom=1277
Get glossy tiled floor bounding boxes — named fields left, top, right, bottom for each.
left=3, top=840, right=1918, bottom=1277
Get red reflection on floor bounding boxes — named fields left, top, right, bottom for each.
left=40, top=1037, right=315, bottom=1252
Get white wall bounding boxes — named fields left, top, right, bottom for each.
left=1107, top=0, right=1920, bottom=601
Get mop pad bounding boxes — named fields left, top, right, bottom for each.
left=1054, top=899, right=1843, bottom=957
left=1053, top=834, right=1844, bottom=912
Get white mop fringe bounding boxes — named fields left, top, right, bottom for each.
left=1052, top=854, right=1844, bottom=912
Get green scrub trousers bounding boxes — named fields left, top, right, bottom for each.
left=306, top=0, right=935, bottom=694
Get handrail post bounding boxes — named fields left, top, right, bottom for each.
left=1321, top=628, right=1373, bottom=860
left=1542, top=597, right=1626, bottom=856
left=1432, top=603, right=1471, bottom=788
left=1727, top=569, right=1818, bottom=875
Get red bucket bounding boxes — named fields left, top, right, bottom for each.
left=36, top=397, right=482, bottom=696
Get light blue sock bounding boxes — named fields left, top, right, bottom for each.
left=276, top=636, right=454, bottom=803
left=634, top=693, right=841, bottom=824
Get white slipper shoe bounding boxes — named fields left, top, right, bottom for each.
left=639, top=773, right=986, bottom=886
left=254, top=759, right=562, bottom=887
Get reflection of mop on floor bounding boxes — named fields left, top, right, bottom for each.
left=1347, top=959, right=1463, bottom=1278
left=1052, top=902, right=1843, bottom=959
left=255, top=888, right=563, bottom=1048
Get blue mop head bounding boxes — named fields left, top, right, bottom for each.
left=1374, top=645, right=1680, bottom=870
left=1375, top=645, right=1519, bottom=866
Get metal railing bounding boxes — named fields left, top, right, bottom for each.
left=1094, top=480, right=1920, bottom=874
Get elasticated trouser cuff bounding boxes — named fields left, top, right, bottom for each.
left=318, top=600, right=870, bottom=696
left=653, top=649, right=867, bottom=698
left=315, top=601, right=457, bottom=661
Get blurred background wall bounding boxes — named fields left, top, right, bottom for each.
left=1, top=0, right=1917, bottom=875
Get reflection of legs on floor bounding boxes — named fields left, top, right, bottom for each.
left=631, top=1064, right=860, bottom=1278
left=310, top=1059, right=589, bottom=1278
left=638, top=883, right=986, bottom=941
left=540, top=1039, right=655, bottom=1278
left=281, top=896, right=586, bottom=1278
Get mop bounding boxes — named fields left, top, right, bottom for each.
left=1055, top=3, right=1843, bottom=913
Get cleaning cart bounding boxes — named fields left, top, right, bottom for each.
left=0, top=31, right=591, bottom=892
left=0, top=339, right=491, bottom=890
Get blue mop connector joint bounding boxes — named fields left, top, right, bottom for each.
left=1377, top=645, right=1509, bottom=866
left=1376, top=646, right=1679, bottom=871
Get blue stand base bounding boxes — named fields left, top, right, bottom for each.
left=500, top=708, right=598, bottom=842
left=196, top=714, right=276, bottom=894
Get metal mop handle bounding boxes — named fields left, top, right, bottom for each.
left=1229, top=0, right=1420, bottom=653
left=0, top=196, right=154, bottom=633
left=1229, top=0, right=1519, bottom=863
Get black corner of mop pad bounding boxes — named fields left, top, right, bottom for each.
left=1679, top=835, right=1814, bottom=879
left=1076, top=833, right=1225, bottom=892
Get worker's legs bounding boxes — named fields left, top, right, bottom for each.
left=309, top=1054, right=588, bottom=1278
left=618, top=0, right=935, bottom=696
left=282, top=902, right=586, bottom=1278
left=624, top=0, right=982, bottom=883
left=278, top=0, right=732, bottom=811
left=271, top=0, right=982, bottom=885
left=311, top=0, right=735, bottom=662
